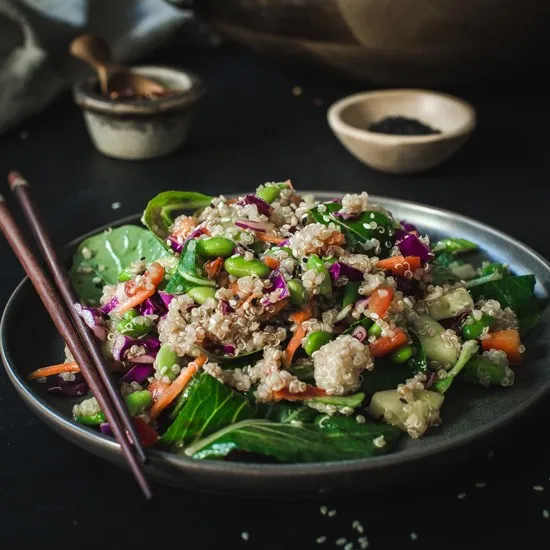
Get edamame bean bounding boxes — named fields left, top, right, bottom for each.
left=155, top=344, right=180, bottom=381
left=288, top=279, right=307, bottom=306
left=196, top=237, right=234, bottom=259
left=75, top=412, right=106, bottom=426
left=256, top=183, right=288, bottom=203
left=125, top=390, right=153, bottom=416
left=224, top=256, right=269, bottom=278
left=342, top=282, right=360, bottom=308
left=306, top=254, right=332, bottom=296
left=188, top=286, right=217, bottom=305
left=368, top=323, right=382, bottom=338
left=116, top=315, right=153, bottom=337
left=303, top=330, right=332, bottom=356
left=123, top=309, right=138, bottom=321
left=391, top=344, right=413, bottom=364
left=462, top=313, right=495, bottom=340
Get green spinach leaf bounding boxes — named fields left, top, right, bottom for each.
left=69, top=225, right=169, bottom=304
left=469, top=275, right=542, bottom=335
left=161, top=372, right=255, bottom=445
left=310, top=202, right=395, bottom=256
left=165, top=239, right=214, bottom=294
left=142, top=191, right=213, bottom=248
left=431, top=261, right=460, bottom=285
left=185, top=416, right=401, bottom=462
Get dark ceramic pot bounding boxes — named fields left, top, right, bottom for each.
left=168, top=0, right=550, bottom=85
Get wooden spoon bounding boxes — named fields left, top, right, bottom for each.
left=69, top=34, right=166, bottom=98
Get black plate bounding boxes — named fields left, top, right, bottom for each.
left=2, top=194, right=550, bottom=498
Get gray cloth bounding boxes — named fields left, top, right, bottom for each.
left=0, top=0, right=198, bottom=135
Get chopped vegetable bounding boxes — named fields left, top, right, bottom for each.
left=481, top=329, right=522, bottom=365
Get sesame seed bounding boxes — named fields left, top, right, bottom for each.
left=533, top=485, right=544, bottom=492
left=352, top=520, right=364, bottom=534
left=543, top=509, right=549, bottom=519
left=475, top=482, right=487, bottom=488
left=111, top=201, right=122, bottom=210
left=320, top=505, right=328, bottom=515
left=316, top=536, right=326, bottom=544
left=335, top=538, right=347, bottom=546
left=410, top=532, right=418, bottom=541
left=92, top=277, right=102, bottom=284
left=241, top=532, right=249, bottom=541
left=457, top=492, right=466, bottom=499
left=292, top=86, right=303, bottom=96
left=358, top=537, right=369, bottom=549
left=20, top=130, right=29, bottom=140
left=328, top=509, right=337, bottom=517
left=344, top=543, right=353, bottom=550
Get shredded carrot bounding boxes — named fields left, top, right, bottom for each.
left=205, top=257, right=223, bottom=279
left=367, top=286, right=394, bottom=319
left=255, top=233, right=287, bottom=245
left=273, top=385, right=327, bottom=401
left=482, top=329, right=522, bottom=366
left=149, top=354, right=207, bottom=420
left=116, top=262, right=164, bottom=315
left=376, top=256, right=421, bottom=276
left=229, top=280, right=240, bottom=294
left=263, top=256, right=279, bottom=270
left=27, top=362, right=80, bottom=380
left=283, top=305, right=312, bottom=368
left=325, top=231, right=345, bottom=248
left=369, top=329, right=408, bottom=358
left=262, top=298, right=290, bottom=318
left=147, top=378, right=171, bottom=401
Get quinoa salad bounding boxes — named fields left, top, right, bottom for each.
left=29, top=182, right=542, bottom=463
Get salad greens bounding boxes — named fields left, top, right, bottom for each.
left=39, top=184, right=544, bottom=465
left=69, top=225, right=169, bottom=304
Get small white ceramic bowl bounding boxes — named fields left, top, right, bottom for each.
left=73, top=66, right=206, bottom=160
left=327, top=89, right=476, bottom=174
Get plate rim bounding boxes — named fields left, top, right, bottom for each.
left=2, top=192, right=550, bottom=478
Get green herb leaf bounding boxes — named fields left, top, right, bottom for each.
left=430, top=261, right=460, bottom=285
left=142, top=191, right=213, bottom=248
left=69, top=225, right=169, bottom=304
left=185, top=416, right=401, bottom=462
left=468, top=275, right=542, bottom=335
left=433, top=340, right=479, bottom=393
left=161, top=372, right=255, bottom=445
left=409, top=332, right=428, bottom=373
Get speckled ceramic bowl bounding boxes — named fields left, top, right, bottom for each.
left=2, top=194, right=549, bottom=498
left=73, top=66, right=206, bottom=160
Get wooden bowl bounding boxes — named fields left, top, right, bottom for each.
left=327, top=89, right=476, bottom=174
left=185, top=0, right=550, bottom=85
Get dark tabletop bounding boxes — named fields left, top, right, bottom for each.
left=1, top=42, right=549, bottom=549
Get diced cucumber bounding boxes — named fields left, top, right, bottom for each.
left=415, top=315, right=459, bottom=368
left=367, top=389, right=444, bottom=438
left=421, top=288, right=473, bottom=320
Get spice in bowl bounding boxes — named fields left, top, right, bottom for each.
left=368, top=116, right=441, bottom=136
left=108, top=87, right=176, bottom=101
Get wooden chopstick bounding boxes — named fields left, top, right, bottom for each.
left=8, top=171, right=148, bottom=466
left=0, top=192, right=152, bottom=500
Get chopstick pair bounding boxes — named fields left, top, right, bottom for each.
left=0, top=172, right=153, bottom=499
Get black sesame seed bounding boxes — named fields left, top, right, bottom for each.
left=368, top=116, right=441, bottom=136
left=399, top=398, right=408, bottom=404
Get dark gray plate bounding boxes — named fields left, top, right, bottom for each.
left=2, top=193, right=549, bottom=498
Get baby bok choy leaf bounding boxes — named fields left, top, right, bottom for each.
left=161, top=372, right=255, bottom=445
left=433, top=340, right=479, bottom=394
left=142, top=191, right=214, bottom=248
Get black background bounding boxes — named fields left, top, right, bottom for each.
left=1, top=43, right=549, bottom=549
